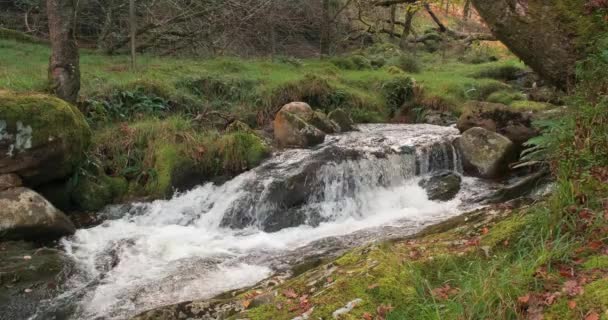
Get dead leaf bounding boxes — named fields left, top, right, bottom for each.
left=563, top=280, right=584, bottom=297
left=242, top=299, right=252, bottom=309
left=588, top=241, right=603, bottom=250
left=482, top=227, right=489, bottom=235
left=431, top=284, right=460, bottom=300
left=567, top=300, right=577, bottom=310
left=585, top=312, right=600, bottom=320
left=409, top=249, right=421, bottom=259
left=518, top=294, right=530, bottom=305
left=362, top=312, right=373, bottom=320
left=377, top=304, right=394, bottom=319
left=282, top=288, right=298, bottom=299
left=326, top=277, right=333, bottom=283
left=367, top=283, right=379, bottom=290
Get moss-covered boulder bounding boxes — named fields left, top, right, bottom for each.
left=0, top=187, right=75, bottom=240
left=274, top=103, right=326, bottom=148
left=457, top=127, right=516, bottom=179
left=0, top=91, right=91, bottom=186
left=328, top=108, right=355, bottom=132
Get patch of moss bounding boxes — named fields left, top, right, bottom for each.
left=510, top=100, right=553, bottom=111
left=582, top=255, right=608, bottom=270
left=481, top=213, right=530, bottom=248
left=72, top=173, right=128, bottom=211
left=486, top=90, right=526, bottom=105
left=0, top=90, right=91, bottom=184
left=214, top=132, right=270, bottom=173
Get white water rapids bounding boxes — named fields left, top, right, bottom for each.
left=37, top=124, right=495, bottom=320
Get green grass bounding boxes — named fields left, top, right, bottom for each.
left=0, top=38, right=527, bottom=122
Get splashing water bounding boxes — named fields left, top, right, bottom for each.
left=39, top=124, right=493, bottom=319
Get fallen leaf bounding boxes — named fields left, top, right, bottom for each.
left=563, top=280, right=584, bottom=297
left=588, top=241, right=603, bottom=250
left=367, top=283, right=379, bottom=290
left=409, top=249, right=421, bottom=259
left=585, top=312, right=600, bottom=320
left=326, top=277, right=333, bottom=283
left=518, top=294, right=530, bottom=305
left=431, top=284, right=460, bottom=300
left=466, top=238, right=480, bottom=246
left=362, top=312, right=373, bottom=320
left=567, top=300, right=576, bottom=309
left=282, top=288, right=298, bottom=299
left=482, top=227, right=489, bottom=235
left=377, top=304, right=394, bottom=318
left=242, top=299, right=252, bottom=309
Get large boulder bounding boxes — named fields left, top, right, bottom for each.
left=0, top=91, right=91, bottom=186
left=0, top=187, right=75, bottom=240
left=419, top=171, right=462, bottom=201
left=457, top=127, right=516, bottom=179
left=0, top=173, right=22, bottom=191
left=274, top=103, right=326, bottom=148
left=457, top=101, right=537, bottom=147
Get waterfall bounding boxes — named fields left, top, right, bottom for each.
left=36, top=124, right=490, bottom=320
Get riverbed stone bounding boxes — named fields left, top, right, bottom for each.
left=0, top=187, right=76, bottom=240
left=274, top=104, right=326, bottom=148
left=419, top=171, right=462, bottom=201
left=457, top=127, right=516, bottom=179
left=0, top=90, right=91, bottom=186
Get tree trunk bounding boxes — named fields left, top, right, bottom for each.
left=462, top=0, right=471, bottom=21
left=320, top=0, right=331, bottom=56
left=399, top=7, right=417, bottom=49
left=47, top=0, right=80, bottom=104
left=471, top=0, right=579, bottom=89
left=130, top=0, right=136, bottom=70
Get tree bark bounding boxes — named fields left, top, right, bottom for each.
left=471, top=0, right=578, bottom=89
left=399, top=7, right=418, bottom=48
left=47, top=0, right=80, bottom=104
left=462, top=0, right=471, bottom=21
left=320, top=0, right=331, bottom=56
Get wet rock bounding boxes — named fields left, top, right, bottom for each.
left=0, top=173, right=22, bottom=191
left=457, top=127, right=516, bottom=179
left=0, top=187, right=75, bottom=241
left=0, top=91, right=91, bottom=186
left=484, top=167, right=551, bottom=203
left=457, top=101, right=537, bottom=147
left=419, top=171, right=462, bottom=201
left=0, top=241, right=72, bottom=320
left=274, top=103, right=326, bottom=148
left=422, top=110, right=458, bottom=126
left=328, top=108, right=355, bottom=132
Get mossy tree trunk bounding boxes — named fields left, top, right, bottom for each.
left=47, top=0, right=80, bottom=104
left=471, top=0, right=580, bottom=89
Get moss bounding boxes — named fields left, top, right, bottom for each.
left=72, top=173, right=128, bottom=211
left=486, top=90, right=526, bottom=105
left=214, top=132, right=270, bottom=173
left=510, top=100, right=553, bottom=111
left=146, top=144, right=193, bottom=197
left=0, top=90, right=91, bottom=184
left=582, top=255, right=608, bottom=270
left=481, top=213, right=530, bottom=248
left=580, top=279, right=608, bottom=313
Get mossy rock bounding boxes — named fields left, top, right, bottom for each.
left=328, top=108, right=355, bottom=132
left=72, top=173, right=128, bottom=212
left=308, top=111, right=338, bottom=134
left=0, top=90, right=91, bottom=186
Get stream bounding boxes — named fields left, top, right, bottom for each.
left=33, top=124, right=498, bottom=320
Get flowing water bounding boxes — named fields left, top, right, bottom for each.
left=36, top=124, right=496, bottom=320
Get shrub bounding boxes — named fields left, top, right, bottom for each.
left=389, top=54, right=422, bottom=73
left=381, top=76, right=416, bottom=115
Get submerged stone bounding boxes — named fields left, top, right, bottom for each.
left=419, top=171, right=462, bottom=201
